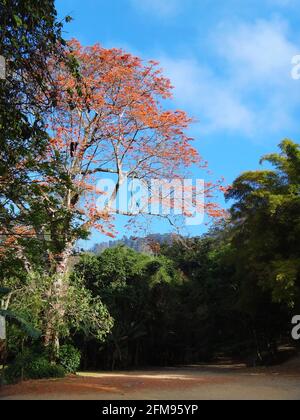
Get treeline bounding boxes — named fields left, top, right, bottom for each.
left=2, top=140, right=300, bottom=378
left=73, top=140, right=300, bottom=369
left=90, top=233, right=175, bottom=255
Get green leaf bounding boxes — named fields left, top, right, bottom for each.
left=0, top=309, right=41, bottom=339
left=13, top=15, right=23, bottom=27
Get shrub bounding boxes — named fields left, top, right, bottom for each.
left=59, top=344, right=81, bottom=374
left=5, top=350, right=65, bottom=383
left=25, top=357, right=66, bottom=379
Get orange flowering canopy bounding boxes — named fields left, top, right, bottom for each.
left=0, top=40, right=225, bottom=274
left=50, top=41, right=199, bottom=166
left=42, top=40, right=223, bottom=237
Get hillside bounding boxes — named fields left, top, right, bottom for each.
left=89, top=233, right=178, bottom=255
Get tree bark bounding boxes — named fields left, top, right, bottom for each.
left=43, top=242, right=74, bottom=360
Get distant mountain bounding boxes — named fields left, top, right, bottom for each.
left=90, top=233, right=177, bottom=255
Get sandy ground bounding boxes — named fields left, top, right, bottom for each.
left=1, top=362, right=300, bottom=400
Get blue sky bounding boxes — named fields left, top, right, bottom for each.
left=56, top=0, right=300, bottom=247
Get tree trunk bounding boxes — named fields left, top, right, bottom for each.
left=43, top=242, right=74, bottom=360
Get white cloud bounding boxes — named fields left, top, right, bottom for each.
left=160, top=57, right=254, bottom=135
left=215, top=19, right=298, bottom=85
left=130, top=0, right=181, bottom=17
left=160, top=19, right=300, bottom=137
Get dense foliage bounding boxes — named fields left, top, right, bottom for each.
left=0, top=0, right=69, bottom=276
left=5, top=349, right=65, bottom=383
left=71, top=141, right=299, bottom=369
left=58, top=345, right=81, bottom=374
left=1, top=140, right=299, bottom=376
left=73, top=247, right=184, bottom=369
left=226, top=140, right=300, bottom=307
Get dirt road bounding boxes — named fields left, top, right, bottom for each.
left=1, top=363, right=300, bottom=400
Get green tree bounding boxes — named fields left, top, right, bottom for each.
left=226, top=140, right=300, bottom=308
left=74, top=247, right=183, bottom=369
left=0, top=1, right=82, bottom=359
left=4, top=273, right=113, bottom=361
left=0, top=0, right=76, bottom=276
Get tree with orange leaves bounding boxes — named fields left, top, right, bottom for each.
left=1, top=40, right=224, bottom=354
left=40, top=40, right=223, bottom=271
